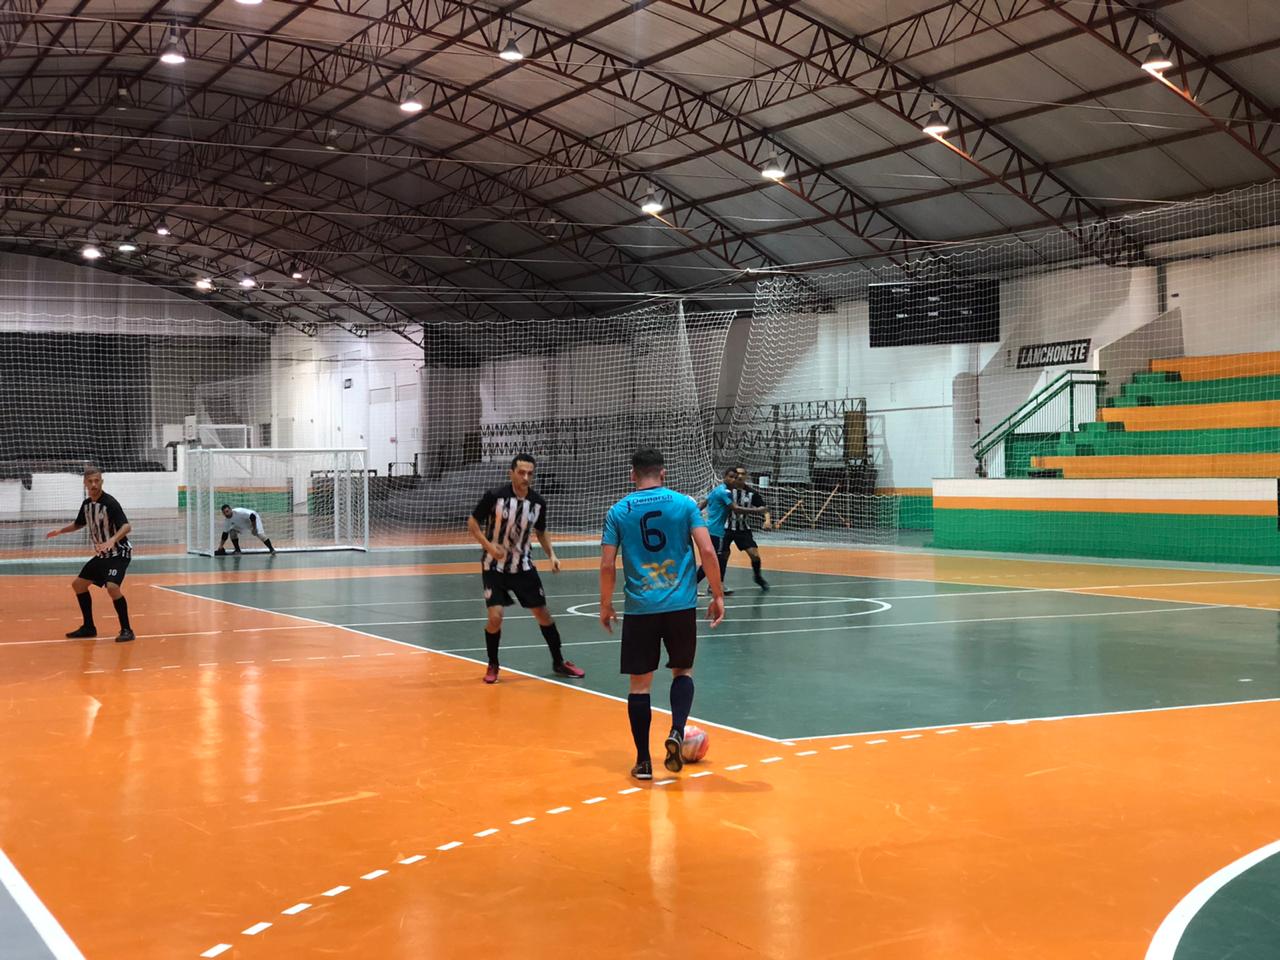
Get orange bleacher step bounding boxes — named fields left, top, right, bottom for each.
left=1030, top=452, right=1280, bottom=479
left=1100, top=400, right=1280, bottom=431
left=1151, top=350, right=1280, bottom=382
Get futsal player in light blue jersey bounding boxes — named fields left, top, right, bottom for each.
left=696, top=466, right=737, bottom=595
left=600, top=447, right=725, bottom=781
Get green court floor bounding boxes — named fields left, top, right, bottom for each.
left=170, top=567, right=1280, bottom=740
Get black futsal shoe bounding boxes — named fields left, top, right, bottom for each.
left=115, top=629, right=135, bottom=643
left=664, top=729, right=685, bottom=773
left=65, top=625, right=97, bottom=638
left=631, top=760, right=653, bottom=781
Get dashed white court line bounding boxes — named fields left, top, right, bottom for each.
left=203, top=729, right=979, bottom=957
left=200, top=946, right=232, bottom=958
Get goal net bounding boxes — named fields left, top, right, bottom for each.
left=186, top=448, right=368, bottom=555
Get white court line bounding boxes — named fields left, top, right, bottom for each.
left=1145, top=839, right=1280, bottom=960
left=322, top=885, right=350, bottom=896
left=0, top=847, right=86, bottom=959
left=200, top=946, right=231, bottom=958
left=261, top=580, right=873, bottom=612
left=281, top=903, right=311, bottom=915
left=241, top=921, right=272, bottom=935
left=361, top=869, right=388, bottom=880
left=457, top=603, right=1227, bottom=653
left=398, top=855, right=425, bottom=865
left=152, top=585, right=783, bottom=743
left=784, top=695, right=1280, bottom=743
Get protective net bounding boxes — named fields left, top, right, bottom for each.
left=5, top=180, right=1280, bottom=564
left=407, top=303, right=734, bottom=537
left=740, top=180, right=1280, bottom=559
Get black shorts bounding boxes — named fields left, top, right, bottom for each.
left=620, top=608, right=697, bottom=675
left=78, top=555, right=130, bottom=587
left=725, top=528, right=757, bottom=551
left=482, top=569, right=547, bottom=609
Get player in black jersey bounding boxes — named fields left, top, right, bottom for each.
left=726, top=465, right=770, bottom=591
left=466, top=453, right=584, bottom=684
left=46, top=465, right=135, bottom=642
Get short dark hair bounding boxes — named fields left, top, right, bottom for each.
left=82, top=464, right=101, bottom=478
left=510, top=453, right=536, bottom=470
left=723, top=466, right=737, bottom=478
left=631, top=446, right=664, bottom=476
left=220, top=503, right=231, bottom=511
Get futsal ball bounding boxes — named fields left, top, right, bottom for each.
left=681, top=724, right=710, bottom=763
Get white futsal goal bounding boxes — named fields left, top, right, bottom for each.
left=186, top=448, right=368, bottom=555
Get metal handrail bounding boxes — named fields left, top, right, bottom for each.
left=972, top=369, right=1106, bottom=465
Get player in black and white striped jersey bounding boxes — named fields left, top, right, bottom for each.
left=466, top=453, right=585, bottom=684
left=45, top=464, right=135, bottom=642
left=725, top=465, right=771, bottom=591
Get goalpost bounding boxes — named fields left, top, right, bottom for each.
left=186, top=448, right=369, bottom=555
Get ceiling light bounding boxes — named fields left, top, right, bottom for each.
left=117, top=241, right=137, bottom=253
left=239, top=275, right=257, bottom=289
left=640, top=190, right=663, bottom=216
left=115, top=84, right=130, bottom=110
left=759, top=152, right=785, bottom=181
left=235, top=0, right=263, bottom=4
left=289, top=263, right=304, bottom=280
left=921, top=99, right=949, bottom=136
left=1141, top=33, right=1173, bottom=74
left=80, top=243, right=103, bottom=260
left=261, top=165, right=276, bottom=186
left=155, top=222, right=171, bottom=237
left=498, top=37, right=524, bottom=62
left=399, top=90, right=424, bottom=113
left=159, top=27, right=185, bottom=65
left=195, top=277, right=214, bottom=291
left=462, top=243, right=475, bottom=265
left=70, top=137, right=85, bottom=154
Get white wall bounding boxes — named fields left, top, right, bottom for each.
left=269, top=330, right=423, bottom=475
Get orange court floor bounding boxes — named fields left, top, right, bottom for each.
left=2, top=544, right=1279, bottom=959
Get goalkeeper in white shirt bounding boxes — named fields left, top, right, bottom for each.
left=215, top=504, right=276, bottom=555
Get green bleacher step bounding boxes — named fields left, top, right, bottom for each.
left=1131, top=371, right=1181, bottom=384
left=1053, top=425, right=1280, bottom=458
left=1112, top=373, right=1280, bottom=408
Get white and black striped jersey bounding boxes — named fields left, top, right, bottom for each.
left=74, top=493, right=132, bottom=559
left=471, top=484, right=547, bottom=573
left=727, top=487, right=765, bottom=531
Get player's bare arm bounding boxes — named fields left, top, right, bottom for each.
left=45, top=518, right=83, bottom=539
left=598, top=543, right=619, bottom=631
left=466, top=515, right=507, bottom=562
left=96, top=522, right=132, bottom=557
left=534, top=528, right=561, bottom=573
left=692, top=527, right=725, bottom=627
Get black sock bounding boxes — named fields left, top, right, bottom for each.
left=696, top=565, right=706, bottom=584
left=76, top=591, right=94, bottom=628
left=751, top=556, right=763, bottom=577
left=112, top=596, right=131, bottom=631
left=539, top=623, right=563, bottom=665
left=718, top=550, right=729, bottom=579
left=262, top=538, right=274, bottom=552
left=628, top=693, right=652, bottom=763
left=670, top=675, right=695, bottom=736
left=484, top=629, right=500, bottom=666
